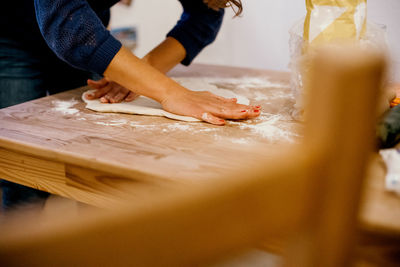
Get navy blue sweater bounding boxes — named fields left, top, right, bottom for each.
left=1, top=0, right=224, bottom=75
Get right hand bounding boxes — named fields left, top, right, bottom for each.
left=161, top=86, right=261, bottom=125
left=86, top=78, right=139, bottom=103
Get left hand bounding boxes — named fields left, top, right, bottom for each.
left=85, top=78, right=139, bottom=103
left=160, top=87, right=260, bottom=125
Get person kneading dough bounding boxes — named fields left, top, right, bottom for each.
left=0, top=0, right=259, bottom=212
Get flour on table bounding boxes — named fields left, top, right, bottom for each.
left=82, top=77, right=250, bottom=122
left=52, top=99, right=79, bottom=115
left=229, top=113, right=300, bottom=143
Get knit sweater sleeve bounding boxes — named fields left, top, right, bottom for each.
left=167, top=0, right=225, bottom=66
left=34, top=0, right=121, bottom=75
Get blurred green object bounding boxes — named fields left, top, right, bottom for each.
left=377, top=104, right=400, bottom=148
left=111, top=27, right=137, bottom=51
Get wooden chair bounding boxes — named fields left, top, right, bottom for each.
left=0, top=46, right=385, bottom=267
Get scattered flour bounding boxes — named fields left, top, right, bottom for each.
left=230, top=138, right=251, bottom=144
left=52, top=99, right=79, bottom=115
left=253, top=91, right=270, bottom=101
left=202, top=77, right=290, bottom=90
left=87, top=114, right=298, bottom=144
left=128, top=121, right=161, bottom=131
left=167, top=123, right=191, bottom=131
left=197, top=127, right=218, bottom=133
left=254, top=90, right=293, bottom=102
left=94, top=119, right=128, bottom=126
left=229, top=113, right=299, bottom=143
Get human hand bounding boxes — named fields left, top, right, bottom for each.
left=119, top=0, right=132, bottom=6
left=85, top=78, right=139, bottom=103
left=161, top=88, right=261, bottom=125
left=102, top=47, right=259, bottom=125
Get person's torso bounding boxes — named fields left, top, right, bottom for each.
left=1, top=0, right=118, bottom=52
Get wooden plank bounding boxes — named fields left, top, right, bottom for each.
left=0, top=147, right=65, bottom=189
left=0, top=148, right=183, bottom=208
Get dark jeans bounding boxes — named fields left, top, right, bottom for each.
left=0, top=38, right=92, bottom=211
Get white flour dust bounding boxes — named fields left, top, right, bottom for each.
left=94, top=119, right=128, bottom=126
left=52, top=99, right=79, bottom=115
left=230, top=138, right=251, bottom=144
left=254, top=90, right=292, bottom=102
left=167, top=123, right=191, bottom=131
left=203, top=77, right=290, bottom=90
left=229, top=113, right=299, bottom=143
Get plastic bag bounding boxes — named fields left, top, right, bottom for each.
left=289, top=20, right=389, bottom=120
left=304, top=0, right=367, bottom=47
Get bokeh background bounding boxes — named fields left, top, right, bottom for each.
left=110, top=0, right=400, bottom=81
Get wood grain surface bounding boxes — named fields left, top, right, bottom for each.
left=0, top=64, right=399, bottom=237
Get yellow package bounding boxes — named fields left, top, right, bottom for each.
left=304, top=0, right=367, bottom=46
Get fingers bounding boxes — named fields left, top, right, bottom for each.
left=209, top=92, right=257, bottom=115
left=86, top=78, right=112, bottom=101
left=213, top=94, right=237, bottom=103
left=110, top=87, right=128, bottom=103
left=201, top=112, right=226, bottom=126
left=112, top=91, right=130, bottom=103
left=125, top=91, right=140, bottom=102
left=87, top=79, right=138, bottom=103
left=200, top=106, right=260, bottom=126
left=248, top=105, right=261, bottom=118
left=103, top=83, right=131, bottom=103
left=87, top=78, right=108, bottom=89
left=102, top=85, right=122, bottom=103
left=209, top=103, right=261, bottom=120
left=100, top=96, right=109, bottom=103
left=197, top=104, right=261, bottom=126
left=200, top=92, right=259, bottom=119
left=86, top=83, right=113, bottom=100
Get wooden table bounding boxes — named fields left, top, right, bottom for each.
left=0, top=64, right=399, bottom=238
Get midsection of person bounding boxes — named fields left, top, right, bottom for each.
left=0, top=0, right=116, bottom=212
left=31, top=0, right=259, bottom=125
left=0, top=0, right=259, bottom=212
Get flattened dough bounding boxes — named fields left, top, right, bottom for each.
left=82, top=77, right=250, bottom=122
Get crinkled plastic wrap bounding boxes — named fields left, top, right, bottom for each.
left=289, top=19, right=389, bottom=120
left=290, top=0, right=392, bottom=120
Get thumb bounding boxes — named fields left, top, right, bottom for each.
left=201, top=112, right=225, bottom=126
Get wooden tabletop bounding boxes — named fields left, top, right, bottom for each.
left=0, top=64, right=399, bottom=236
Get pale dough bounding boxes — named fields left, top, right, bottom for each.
left=82, top=77, right=250, bottom=122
